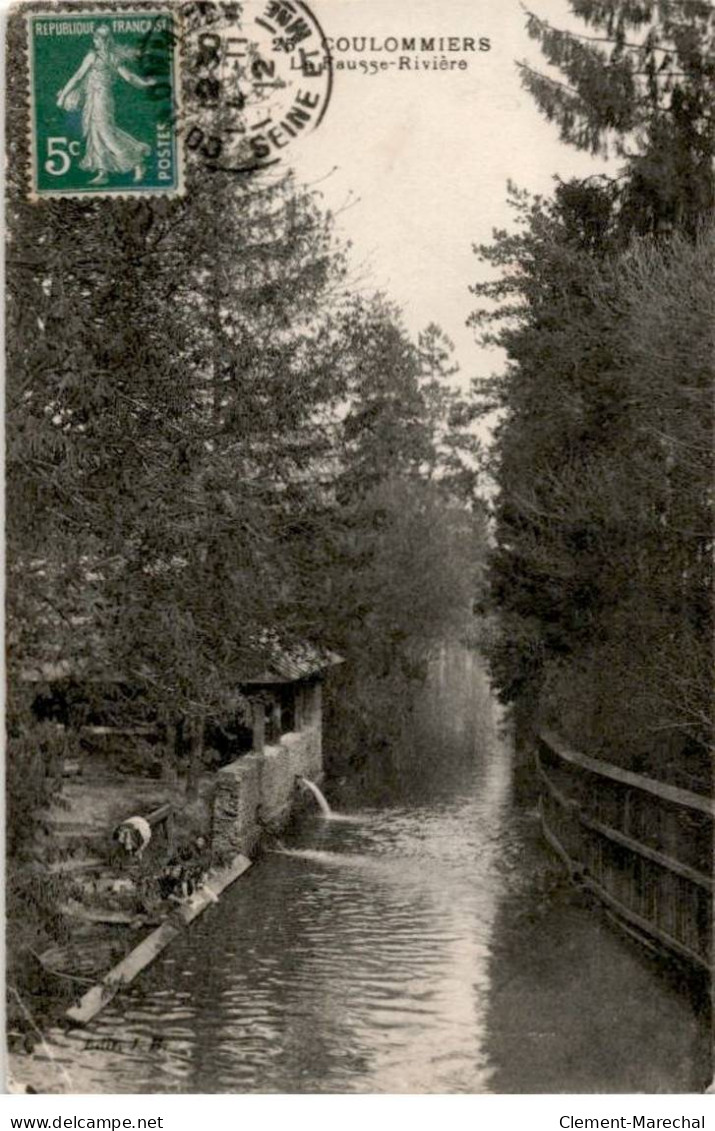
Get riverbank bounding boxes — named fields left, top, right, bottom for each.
left=484, top=807, right=711, bottom=1093
left=7, top=649, right=710, bottom=1094
left=7, top=708, right=327, bottom=1063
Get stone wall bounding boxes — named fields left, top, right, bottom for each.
left=211, top=719, right=323, bottom=858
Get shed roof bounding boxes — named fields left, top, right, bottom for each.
left=20, top=643, right=343, bottom=687
left=242, top=643, right=344, bottom=685
left=13, top=559, right=344, bottom=688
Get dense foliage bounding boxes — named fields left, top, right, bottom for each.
left=520, top=0, right=715, bottom=234
left=6, top=9, right=486, bottom=974
left=472, top=2, right=714, bottom=786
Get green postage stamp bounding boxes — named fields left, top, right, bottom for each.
left=27, top=10, right=181, bottom=197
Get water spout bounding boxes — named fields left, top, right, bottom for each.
left=297, top=776, right=332, bottom=817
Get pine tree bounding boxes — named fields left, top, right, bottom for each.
left=469, top=173, right=713, bottom=781
left=309, top=298, right=488, bottom=774
left=520, top=1, right=715, bottom=232
left=6, top=6, right=350, bottom=740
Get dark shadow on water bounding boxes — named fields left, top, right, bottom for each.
left=483, top=810, right=711, bottom=1093
left=15, top=646, right=710, bottom=1094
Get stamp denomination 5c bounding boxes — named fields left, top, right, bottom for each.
left=28, top=10, right=181, bottom=198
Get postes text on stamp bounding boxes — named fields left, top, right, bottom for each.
left=28, top=10, right=181, bottom=198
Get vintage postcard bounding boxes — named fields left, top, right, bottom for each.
left=5, top=0, right=713, bottom=1097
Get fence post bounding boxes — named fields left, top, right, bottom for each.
left=164, top=719, right=179, bottom=786
left=268, top=699, right=281, bottom=745
left=185, top=714, right=204, bottom=801
left=251, top=699, right=265, bottom=755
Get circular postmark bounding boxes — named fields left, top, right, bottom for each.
left=140, top=0, right=332, bottom=174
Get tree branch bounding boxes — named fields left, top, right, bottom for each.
left=521, top=5, right=680, bottom=53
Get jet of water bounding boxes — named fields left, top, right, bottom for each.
left=297, top=776, right=332, bottom=817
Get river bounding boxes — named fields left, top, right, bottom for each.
left=22, top=649, right=710, bottom=1093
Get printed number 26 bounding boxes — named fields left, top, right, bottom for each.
left=45, top=137, right=81, bottom=176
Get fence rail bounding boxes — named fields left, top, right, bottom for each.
left=537, top=730, right=713, bottom=972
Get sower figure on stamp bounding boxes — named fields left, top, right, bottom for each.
left=56, top=24, right=156, bottom=186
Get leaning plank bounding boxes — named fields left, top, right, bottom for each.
left=48, top=858, right=104, bottom=875
left=535, top=750, right=580, bottom=811
left=538, top=800, right=582, bottom=877
left=66, top=854, right=252, bottom=1026
left=540, top=802, right=711, bottom=969
left=144, top=802, right=173, bottom=826
left=60, top=902, right=145, bottom=926
left=540, top=729, right=715, bottom=817
left=579, top=870, right=711, bottom=972
left=580, top=813, right=714, bottom=892
left=537, top=747, right=713, bottom=890
left=80, top=726, right=159, bottom=737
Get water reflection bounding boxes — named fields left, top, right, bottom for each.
left=23, top=647, right=709, bottom=1093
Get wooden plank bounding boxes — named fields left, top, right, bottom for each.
left=604, top=909, right=668, bottom=960
left=80, top=726, right=159, bottom=737
left=538, top=802, right=583, bottom=877
left=60, top=902, right=144, bottom=926
left=48, top=858, right=104, bottom=875
left=66, top=854, right=252, bottom=1026
left=580, top=814, right=713, bottom=892
left=540, top=729, right=715, bottom=817
left=540, top=805, right=711, bottom=971
left=579, top=870, right=711, bottom=971
left=144, top=802, right=173, bottom=826
left=535, top=750, right=580, bottom=811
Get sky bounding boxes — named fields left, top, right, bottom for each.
left=289, top=0, right=611, bottom=397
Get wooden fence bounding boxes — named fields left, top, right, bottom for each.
left=537, top=729, right=714, bottom=972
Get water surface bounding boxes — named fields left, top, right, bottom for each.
left=25, top=649, right=710, bottom=1093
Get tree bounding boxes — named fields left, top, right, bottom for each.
left=6, top=159, right=349, bottom=725
left=469, top=182, right=622, bottom=693
left=469, top=175, right=713, bottom=783
left=308, top=297, right=488, bottom=776
left=520, top=1, right=715, bottom=233
left=6, top=0, right=354, bottom=808
left=467, top=0, right=715, bottom=782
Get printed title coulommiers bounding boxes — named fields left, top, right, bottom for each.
left=560, top=1119, right=705, bottom=1128
left=324, top=36, right=491, bottom=52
